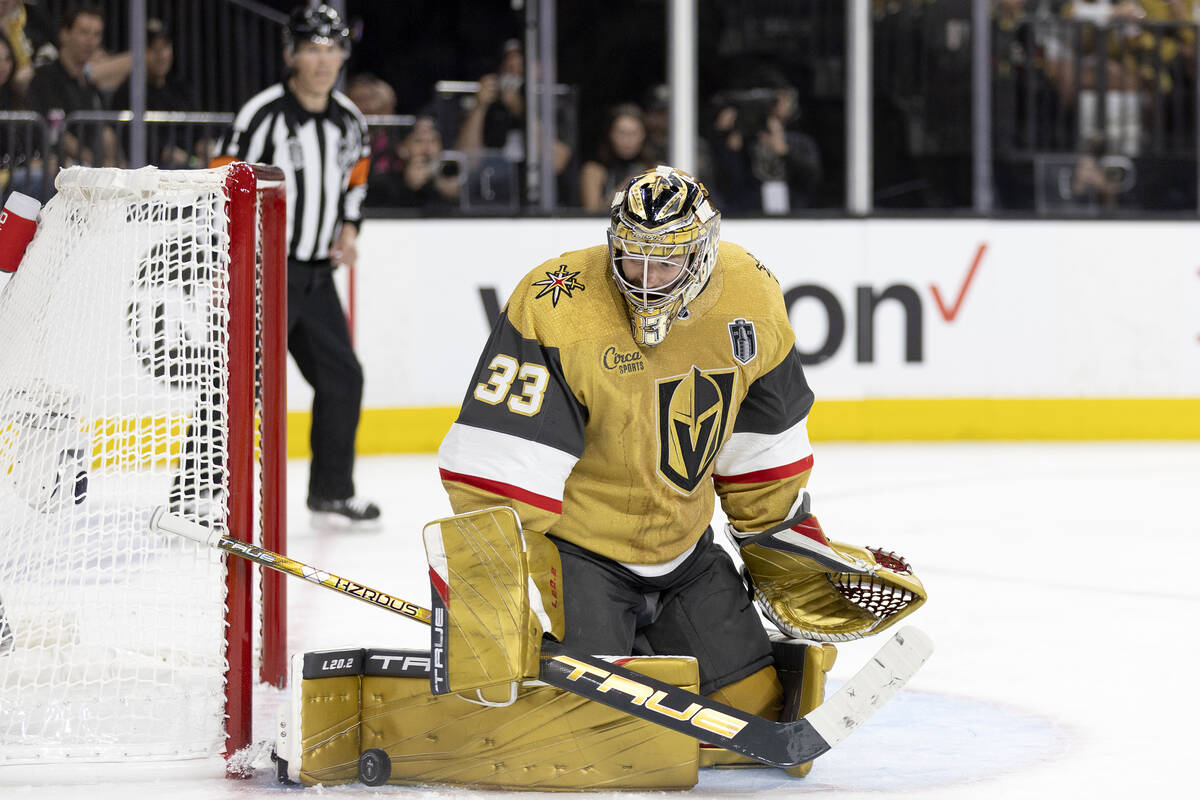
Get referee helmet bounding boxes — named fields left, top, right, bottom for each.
left=284, top=5, right=350, bottom=53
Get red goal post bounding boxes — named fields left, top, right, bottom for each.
left=0, top=163, right=287, bottom=774
left=225, top=161, right=289, bottom=765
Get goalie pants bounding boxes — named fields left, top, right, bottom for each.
left=287, top=258, right=364, bottom=501
left=550, top=527, right=773, bottom=695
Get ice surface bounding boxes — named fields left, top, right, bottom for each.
left=3, top=442, right=1196, bottom=798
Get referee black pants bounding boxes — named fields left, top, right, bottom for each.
left=287, top=258, right=364, bottom=501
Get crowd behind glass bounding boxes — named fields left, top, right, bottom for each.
left=2, top=0, right=1197, bottom=217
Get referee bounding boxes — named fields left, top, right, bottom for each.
left=212, top=4, right=379, bottom=525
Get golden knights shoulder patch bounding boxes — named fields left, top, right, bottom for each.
left=655, top=366, right=736, bottom=494
left=728, top=318, right=757, bottom=365
left=532, top=266, right=585, bottom=306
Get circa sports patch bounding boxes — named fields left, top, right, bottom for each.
left=532, top=266, right=586, bottom=306
left=728, top=318, right=757, bottom=364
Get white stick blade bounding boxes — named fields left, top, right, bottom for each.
left=149, top=506, right=219, bottom=547
left=804, top=626, right=934, bottom=748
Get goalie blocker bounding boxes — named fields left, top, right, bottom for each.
left=421, top=506, right=564, bottom=701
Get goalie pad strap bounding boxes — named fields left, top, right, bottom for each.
left=698, top=638, right=837, bottom=778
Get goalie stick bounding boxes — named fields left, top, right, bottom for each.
left=150, top=507, right=932, bottom=768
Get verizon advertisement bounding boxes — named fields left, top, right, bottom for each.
left=286, top=218, right=1200, bottom=411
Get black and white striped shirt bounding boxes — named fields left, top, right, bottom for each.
left=214, top=83, right=369, bottom=262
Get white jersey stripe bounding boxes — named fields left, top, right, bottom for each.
left=295, top=119, right=324, bottom=261
left=269, top=115, right=296, bottom=257
left=715, top=417, right=813, bottom=478
left=316, top=118, right=342, bottom=258
left=242, top=112, right=271, bottom=165
left=344, top=181, right=366, bottom=222
left=230, top=84, right=284, bottom=137
left=438, top=423, right=577, bottom=503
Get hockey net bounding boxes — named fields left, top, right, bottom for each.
left=0, top=164, right=287, bottom=771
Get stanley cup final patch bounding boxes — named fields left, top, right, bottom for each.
left=728, top=318, right=757, bottom=364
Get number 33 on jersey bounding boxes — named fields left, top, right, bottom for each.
left=474, top=356, right=550, bottom=416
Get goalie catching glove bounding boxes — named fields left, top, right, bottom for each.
left=728, top=491, right=926, bottom=642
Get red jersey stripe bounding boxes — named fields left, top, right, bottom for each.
left=439, top=468, right=563, bottom=514
left=713, top=454, right=814, bottom=484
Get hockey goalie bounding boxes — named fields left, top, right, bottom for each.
left=277, top=166, right=927, bottom=790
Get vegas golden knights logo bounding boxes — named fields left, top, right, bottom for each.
left=655, top=367, right=736, bottom=494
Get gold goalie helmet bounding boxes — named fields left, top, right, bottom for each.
left=608, top=166, right=721, bottom=346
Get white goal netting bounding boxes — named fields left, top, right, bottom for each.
left=0, top=166, right=262, bottom=765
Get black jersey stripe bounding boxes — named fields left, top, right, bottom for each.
left=313, top=118, right=328, bottom=261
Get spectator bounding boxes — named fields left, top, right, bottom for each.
left=456, top=38, right=524, bottom=157
left=111, top=19, right=199, bottom=168
left=641, top=83, right=670, bottom=165
left=1068, top=131, right=1136, bottom=209
left=0, top=0, right=55, bottom=91
left=1046, top=1, right=1146, bottom=155
left=205, top=4, right=380, bottom=526
left=706, top=86, right=822, bottom=215
left=368, top=115, right=461, bottom=210
left=0, top=31, right=20, bottom=107
left=1, top=31, right=46, bottom=199
left=111, top=20, right=193, bottom=112
left=640, top=81, right=717, bottom=192
left=1134, top=1, right=1198, bottom=97
left=579, top=102, right=653, bottom=212
left=25, top=4, right=116, bottom=167
left=345, top=72, right=403, bottom=199
left=456, top=38, right=576, bottom=207
left=1040, top=1, right=1200, bottom=159
left=346, top=71, right=396, bottom=119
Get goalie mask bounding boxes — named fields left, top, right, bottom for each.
left=283, top=4, right=351, bottom=53
left=608, top=166, right=721, bottom=346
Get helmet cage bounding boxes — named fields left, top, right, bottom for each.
left=609, top=230, right=713, bottom=311
left=607, top=209, right=719, bottom=346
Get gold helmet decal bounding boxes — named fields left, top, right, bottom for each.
left=655, top=366, right=736, bottom=494
left=622, top=171, right=701, bottom=233
left=608, top=166, right=721, bottom=346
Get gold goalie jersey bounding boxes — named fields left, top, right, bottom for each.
left=438, top=241, right=815, bottom=566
